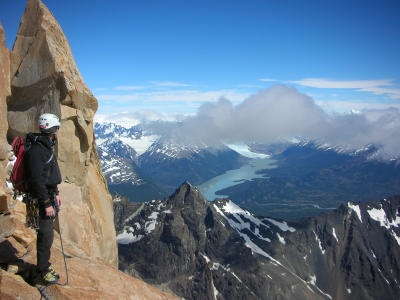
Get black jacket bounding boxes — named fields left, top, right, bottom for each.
left=24, top=133, right=62, bottom=208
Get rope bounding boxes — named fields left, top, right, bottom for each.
left=39, top=202, right=68, bottom=299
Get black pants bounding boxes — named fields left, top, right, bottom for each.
left=36, top=216, right=54, bottom=277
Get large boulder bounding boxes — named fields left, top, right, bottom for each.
left=5, top=0, right=117, bottom=266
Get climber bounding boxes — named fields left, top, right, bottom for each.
left=24, top=113, right=62, bottom=284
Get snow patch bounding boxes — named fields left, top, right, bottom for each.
left=378, top=268, right=390, bottom=285
left=116, top=229, right=144, bottom=244
left=348, top=203, right=363, bottom=223
left=263, top=217, right=296, bottom=232
left=215, top=200, right=272, bottom=242
left=307, top=274, right=332, bottom=299
left=332, top=228, right=338, bottom=242
left=212, top=279, right=219, bottom=300
left=367, top=205, right=400, bottom=229
left=145, top=211, right=160, bottom=234
left=367, top=205, right=400, bottom=245
left=211, top=263, right=230, bottom=272
left=214, top=202, right=279, bottom=262
left=314, top=231, right=325, bottom=255
left=201, top=253, right=211, bottom=263
left=96, top=138, right=107, bottom=145
left=120, top=135, right=160, bottom=155
left=277, top=233, right=285, bottom=244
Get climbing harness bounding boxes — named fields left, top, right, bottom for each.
left=25, top=194, right=40, bottom=230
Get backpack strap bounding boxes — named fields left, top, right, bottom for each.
left=31, top=137, right=53, bottom=165
left=44, top=151, right=54, bottom=165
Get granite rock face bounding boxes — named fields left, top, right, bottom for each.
left=4, top=0, right=117, bottom=266
left=0, top=22, right=11, bottom=214
left=8, top=0, right=97, bottom=186
left=0, top=1, right=179, bottom=298
left=117, top=182, right=400, bottom=300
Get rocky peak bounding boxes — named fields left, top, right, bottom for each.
left=116, top=182, right=400, bottom=300
left=167, top=181, right=208, bottom=208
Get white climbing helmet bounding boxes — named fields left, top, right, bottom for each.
left=38, top=113, right=60, bottom=134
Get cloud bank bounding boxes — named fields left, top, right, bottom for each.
left=163, top=84, right=400, bottom=159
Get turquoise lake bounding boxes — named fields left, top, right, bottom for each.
left=198, top=157, right=277, bottom=201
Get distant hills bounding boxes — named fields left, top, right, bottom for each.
left=217, top=141, right=400, bottom=220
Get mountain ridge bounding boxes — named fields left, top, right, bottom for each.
left=115, top=181, right=400, bottom=300
left=94, top=122, right=250, bottom=196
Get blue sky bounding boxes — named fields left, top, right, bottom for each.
left=1, top=0, right=400, bottom=123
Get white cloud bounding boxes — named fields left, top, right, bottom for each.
left=238, top=84, right=263, bottom=88
left=172, top=84, right=400, bottom=159
left=96, top=90, right=251, bottom=104
left=114, top=86, right=145, bottom=90
left=287, top=78, right=400, bottom=99
left=94, top=110, right=185, bottom=128
left=259, top=78, right=277, bottom=82
left=150, top=81, right=192, bottom=87
left=288, top=78, right=393, bottom=89
left=356, top=86, right=400, bottom=99
left=95, top=84, right=400, bottom=159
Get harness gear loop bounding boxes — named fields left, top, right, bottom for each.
left=25, top=194, right=40, bottom=230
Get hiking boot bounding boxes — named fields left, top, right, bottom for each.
left=49, top=266, right=60, bottom=279
left=40, top=269, right=59, bottom=284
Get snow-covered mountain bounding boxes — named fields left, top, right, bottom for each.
left=97, top=146, right=169, bottom=202
left=94, top=122, right=143, bottom=140
left=94, top=123, right=169, bottom=202
left=94, top=122, right=250, bottom=193
left=98, top=138, right=139, bottom=165
left=97, top=148, right=141, bottom=185
left=138, top=136, right=249, bottom=189
left=95, top=122, right=160, bottom=155
left=94, top=121, right=398, bottom=208
left=250, top=137, right=398, bottom=162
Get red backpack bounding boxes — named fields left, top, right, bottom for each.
left=11, top=137, right=32, bottom=193
left=11, top=134, right=53, bottom=194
